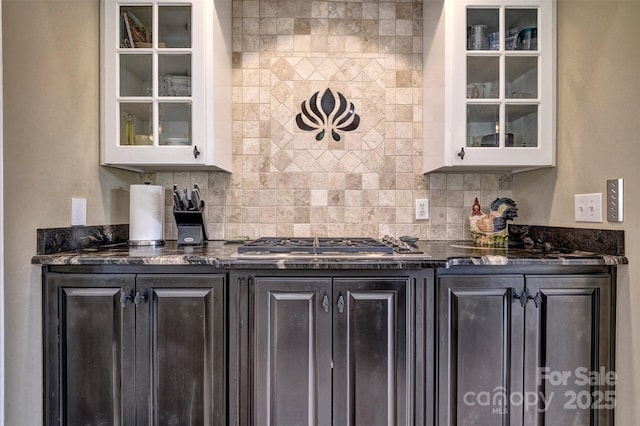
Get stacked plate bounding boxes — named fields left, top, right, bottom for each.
left=160, top=75, right=191, bottom=96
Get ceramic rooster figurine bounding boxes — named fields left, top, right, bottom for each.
left=469, top=197, right=518, bottom=246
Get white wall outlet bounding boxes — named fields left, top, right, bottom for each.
left=574, top=193, right=602, bottom=222
left=71, top=198, right=87, bottom=226
left=416, top=199, right=429, bottom=220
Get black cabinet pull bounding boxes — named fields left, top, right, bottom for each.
left=337, top=293, right=345, bottom=314
left=530, top=291, right=542, bottom=308
left=457, top=147, right=465, bottom=160
left=514, top=288, right=528, bottom=308
left=513, top=288, right=542, bottom=308
left=193, top=145, right=200, bottom=159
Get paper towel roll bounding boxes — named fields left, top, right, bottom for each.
left=129, top=184, right=165, bottom=245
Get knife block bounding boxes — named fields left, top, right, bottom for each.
left=174, top=208, right=207, bottom=246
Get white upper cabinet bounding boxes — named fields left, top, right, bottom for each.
left=101, top=0, right=231, bottom=172
left=424, top=0, right=556, bottom=173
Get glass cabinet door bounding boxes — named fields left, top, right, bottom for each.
left=430, top=0, right=553, bottom=173
left=464, top=6, right=540, bottom=150
left=118, top=4, right=193, bottom=148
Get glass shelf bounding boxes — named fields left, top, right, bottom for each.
left=505, top=8, right=537, bottom=51
left=506, top=56, right=538, bottom=99
left=159, top=6, right=192, bottom=48
left=120, top=6, right=152, bottom=48
left=467, top=56, right=499, bottom=99
left=119, top=102, right=152, bottom=146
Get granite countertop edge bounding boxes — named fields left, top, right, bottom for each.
left=32, top=240, right=628, bottom=269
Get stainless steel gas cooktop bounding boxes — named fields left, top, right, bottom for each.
left=234, top=236, right=429, bottom=259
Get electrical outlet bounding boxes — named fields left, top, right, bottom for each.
left=574, top=193, right=602, bottom=223
left=416, top=199, right=429, bottom=220
left=607, top=178, right=623, bottom=222
left=71, top=198, right=87, bottom=226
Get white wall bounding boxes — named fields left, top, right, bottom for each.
left=2, top=1, right=137, bottom=423
left=513, top=1, right=640, bottom=423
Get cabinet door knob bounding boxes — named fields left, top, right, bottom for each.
left=458, top=147, right=465, bottom=160
left=120, top=289, right=134, bottom=307
left=193, top=145, right=200, bottom=159
left=322, top=293, right=330, bottom=313
left=134, top=291, right=147, bottom=307
left=514, top=288, right=542, bottom=308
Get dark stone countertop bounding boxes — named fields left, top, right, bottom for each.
left=31, top=223, right=627, bottom=269
left=32, top=239, right=628, bottom=269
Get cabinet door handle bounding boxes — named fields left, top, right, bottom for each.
left=193, top=145, right=200, bottom=159
left=530, top=291, right=542, bottom=308
left=457, top=147, right=465, bottom=160
left=514, top=288, right=528, bottom=308
left=322, top=293, right=330, bottom=313
left=514, top=288, right=542, bottom=308
left=337, top=293, right=345, bottom=314
left=134, top=291, right=147, bottom=307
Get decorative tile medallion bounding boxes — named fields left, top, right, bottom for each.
left=269, top=56, right=386, bottom=174
left=296, top=88, right=360, bottom=142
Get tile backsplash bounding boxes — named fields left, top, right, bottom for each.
left=151, top=0, right=513, bottom=241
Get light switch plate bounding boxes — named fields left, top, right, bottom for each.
left=574, top=193, right=602, bottom=222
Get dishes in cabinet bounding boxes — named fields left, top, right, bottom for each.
left=160, top=75, right=191, bottom=96
left=134, top=135, right=152, bottom=145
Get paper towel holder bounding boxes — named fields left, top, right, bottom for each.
left=174, top=208, right=208, bottom=246
left=128, top=183, right=165, bottom=247
left=129, top=239, right=165, bottom=247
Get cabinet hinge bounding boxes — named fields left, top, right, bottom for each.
left=514, top=288, right=542, bottom=308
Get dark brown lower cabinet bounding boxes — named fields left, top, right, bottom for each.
left=43, top=263, right=617, bottom=426
left=230, top=270, right=431, bottom=426
left=436, top=267, right=616, bottom=426
left=43, top=270, right=226, bottom=426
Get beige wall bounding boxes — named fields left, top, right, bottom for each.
left=2, top=1, right=137, bottom=423
left=2, top=0, right=639, bottom=424
left=514, top=1, right=640, bottom=423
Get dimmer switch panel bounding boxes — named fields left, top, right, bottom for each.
left=607, top=178, right=623, bottom=222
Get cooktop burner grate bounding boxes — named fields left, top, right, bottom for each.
left=237, top=237, right=395, bottom=255
left=316, top=237, right=394, bottom=253
left=237, top=237, right=316, bottom=253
